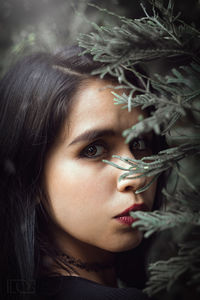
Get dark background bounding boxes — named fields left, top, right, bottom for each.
left=0, top=0, right=200, bottom=77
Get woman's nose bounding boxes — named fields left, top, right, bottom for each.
left=117, top=171, right=147, bottom=193
left=115, top=153, right=147, bottom=193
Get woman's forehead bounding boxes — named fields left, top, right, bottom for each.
left=66, top=79, right=147, bottom=141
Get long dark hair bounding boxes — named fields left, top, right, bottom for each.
left=0, top=46, right=167, bottom=299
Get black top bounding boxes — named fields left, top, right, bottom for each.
left=35, top=276, right=150, bottom=300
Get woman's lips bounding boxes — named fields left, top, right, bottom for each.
left=115, top=215, right=138, bottom=226
left=114, top=203, right=149, bottom=226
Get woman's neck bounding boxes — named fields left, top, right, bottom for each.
left=57, top=263, right=118, bottom=287
left=43, top=228, right=119, bottom=287
left=41, top=253, right=118, bottom=287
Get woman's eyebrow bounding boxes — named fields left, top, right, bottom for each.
left=68, top=129, right=116, bottom=146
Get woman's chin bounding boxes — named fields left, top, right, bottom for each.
left=106, top=229, right=144, bottom=253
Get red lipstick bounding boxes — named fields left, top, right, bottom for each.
left=114, top=203, right=149, bottom=226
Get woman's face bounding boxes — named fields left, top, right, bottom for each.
left=43, top=79, right=157, bottom=255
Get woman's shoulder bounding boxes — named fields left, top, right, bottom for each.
left=35, top=276, right=151, bottom=300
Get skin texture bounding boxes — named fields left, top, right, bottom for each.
left=43, top=79, right=157, bottom=285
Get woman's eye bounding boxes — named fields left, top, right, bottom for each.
left=129, top=138, right=150, bottom=152
left=80, top=143, right=107, bottom=159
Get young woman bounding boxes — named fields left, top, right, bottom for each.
left=0, top=46, right=166, bottom=299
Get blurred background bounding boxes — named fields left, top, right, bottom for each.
left=0, top=0, right=200, bottom=77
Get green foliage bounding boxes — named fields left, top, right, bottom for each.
left=104, top=143, right=200, bottom=194
left=11, top=33, right=36, bottom=54
left=78, top=1, right=200, bottom=68
left=78, top=0, right=200, bottom=298
left=131, top=188, right=200, bottom=237
left=143, top=237, right=200, bottom=296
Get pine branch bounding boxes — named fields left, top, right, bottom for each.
left=78, top=2, right=200, bottom=69
left=131, top=207, right=200, bottom=238
left=162, top=188, right=200, bottom=211
left=111, top=62, right=200, bottom=139
left=132, top=210, right=200, bottom=237
left=103, top=143, right=200, bottom=193
left=144, top=238, right=200, bottom=296
left=78, top=0, right=200, bottom=297
left=131, top=186, right=200, bottom=296
left=130, top=186, right=200, bottom=237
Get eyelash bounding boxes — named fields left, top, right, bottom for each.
left=79, top=137, right=150, bottom=159
left=79, top=141, right=108, bottom=159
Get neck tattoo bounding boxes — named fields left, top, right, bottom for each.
left=57, top=253, right=115, bottom=272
